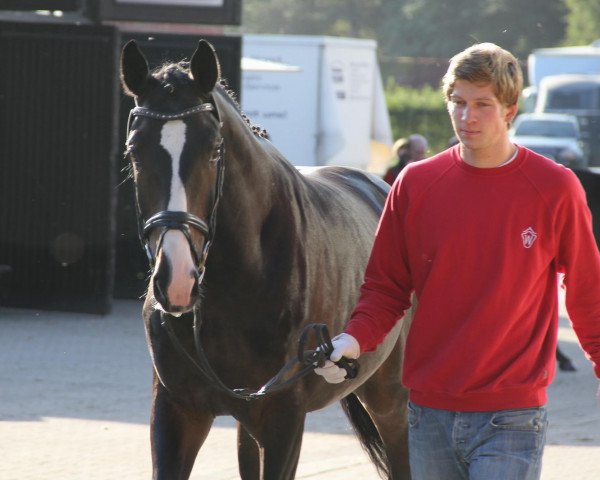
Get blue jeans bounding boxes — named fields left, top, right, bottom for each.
left=408, top=402, right=548, bottom=480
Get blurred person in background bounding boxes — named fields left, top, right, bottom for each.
left=383, top=133, right=428, bottom=185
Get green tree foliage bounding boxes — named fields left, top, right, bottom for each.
left=564, top=0, right=600, bottom=45
left=242, top=0, right=570, bottom=155
left=490, top=0, right=568, bottom=56
left=385, top=83, right=454, bottom=154
left=243, top=0, right=567, bottom=61
left=378, top=0, right=566, bottom=60
left=242, top=0, right=387, bottom=39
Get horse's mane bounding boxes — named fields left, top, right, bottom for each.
left=216, top=78, right=269, bottom=139
left=152, top=61, right=268, bottom=139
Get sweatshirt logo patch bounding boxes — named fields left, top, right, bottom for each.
left=521, top=227, right=537, bottom=248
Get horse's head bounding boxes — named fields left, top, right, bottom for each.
left=121, top=39, right=223, bottom=315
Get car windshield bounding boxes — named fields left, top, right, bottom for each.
left=514, top=120, right=577, bottom=138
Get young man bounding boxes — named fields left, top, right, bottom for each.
left=315, top=43, right=600, bottom=479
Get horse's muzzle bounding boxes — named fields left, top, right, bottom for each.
left=152, top=255, right=201, bottom=314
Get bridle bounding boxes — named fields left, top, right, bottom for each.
left=126, top=94, right=358, bottom=401
left=127, top=100, right=225, bottom=284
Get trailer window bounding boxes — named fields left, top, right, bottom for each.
left=514, top=120, right=577, bottom=138
left=546, top=86, right=600, bottom=110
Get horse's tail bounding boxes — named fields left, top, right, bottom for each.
left=340, top=393, right=391, bottom=479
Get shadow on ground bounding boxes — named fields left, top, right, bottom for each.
left=0, top=301, right=352, bottom=434
left=1, top=302, right=599, bottom=447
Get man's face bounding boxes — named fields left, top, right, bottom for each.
left=447, top=79, right=517, bottom=152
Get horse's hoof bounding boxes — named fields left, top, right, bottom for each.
left=558, top=360, right=577, bottom=372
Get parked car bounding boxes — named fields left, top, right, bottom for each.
left=509, top=112, right=588, bottom=168
left=534, top=74, right=600, bottom=166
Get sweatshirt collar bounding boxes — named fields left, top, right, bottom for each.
left=452, top=144, right=525, bottom=175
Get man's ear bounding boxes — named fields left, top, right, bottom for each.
left=505, top=103, right=518, bottom=125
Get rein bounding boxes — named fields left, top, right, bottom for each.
left=128, top=97, right=358, bottom=402
left=162, top=314, right=358, bottom=401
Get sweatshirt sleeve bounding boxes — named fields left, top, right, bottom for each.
left=345, top=173, right=414, bottom=352
left=557, top=171, right=600, bottom=378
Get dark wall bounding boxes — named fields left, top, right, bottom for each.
left=0, top=19, right=242, bottom=311
left=0, top=21, right=120, bottom=313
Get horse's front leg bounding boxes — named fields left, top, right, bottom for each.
left=237, top=423, right=260, bottom=479
left=151, top=379, right=213, bottom=480
left=262, top=412, right=306, bottom=480
left=242, top=399, right=306, bottom=480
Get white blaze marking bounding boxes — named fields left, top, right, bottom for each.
left=158, top=120, right=196, bottom=308
left=161, top=120, right=187, bottom=211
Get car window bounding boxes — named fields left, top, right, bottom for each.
left=514, top=120, right=577, bottom=138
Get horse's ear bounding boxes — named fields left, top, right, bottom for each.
left=120, top=40, right=150, bottom=97
left=190, top=39, right=221, bottom=94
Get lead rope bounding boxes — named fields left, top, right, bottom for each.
left=160, top=312, right=359, bottom=401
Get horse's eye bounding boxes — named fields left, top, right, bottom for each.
left=210, top=139, right=223, bottom=164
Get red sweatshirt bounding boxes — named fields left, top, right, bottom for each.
left=346, top=145, right=600, bottom=411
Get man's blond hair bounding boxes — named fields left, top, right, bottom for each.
left=442, top=43, right=523, bottom=107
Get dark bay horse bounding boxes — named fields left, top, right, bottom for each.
left=120, top=39, right=410, bottom=479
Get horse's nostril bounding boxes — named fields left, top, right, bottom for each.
left=153, top=276, right=167, bottom=306
left=190, top=277, right=200, bottom=298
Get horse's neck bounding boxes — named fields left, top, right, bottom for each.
left=210, top=109, right=299, bottom=279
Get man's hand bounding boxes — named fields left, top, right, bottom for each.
left=314, top=333, right=360, bottom=384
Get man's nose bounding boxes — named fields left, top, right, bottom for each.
left=461, top=106, right=474, bottom=122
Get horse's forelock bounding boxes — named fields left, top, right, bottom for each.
left=148, top=64, right=238, bottom=105
left=144, top=64, right=268, bottom=139
left=152, top=61, right=192, bottom=86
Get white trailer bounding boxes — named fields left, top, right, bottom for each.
left=241, top=35, right=392, bottom=170
left=528, top=43, right=600, bottom=88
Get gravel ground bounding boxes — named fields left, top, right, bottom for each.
left=0, top=292, right=598, bottom=479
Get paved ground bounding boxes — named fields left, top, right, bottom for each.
left=1, top=292, right=599, bottom=479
